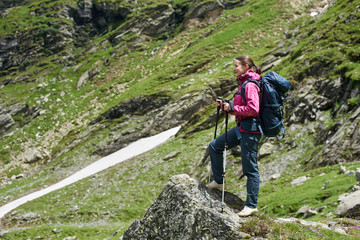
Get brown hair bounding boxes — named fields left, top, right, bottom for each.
left=235, top=55, right=262, bottom=75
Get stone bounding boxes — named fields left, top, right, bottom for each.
left=0, top=114, right=15, bottom=134
left=355, top=168, right=360, bottom=182
left=296, top=205, right=318, bottom=218
left=291, top=176, right=309, bottom=187
left=23, top=148, right=43, bottom=164
left=8, top=103, right=29, bottom=116
left=15, top=174, right=24, bottom=179
left=63, top=237, right=76, bottom=240
left=312, top=106, right=360, bottom=167
left=345, top=170, right=355, bottom=176
left=275, top=218, right=347, bottom=235
left=77, top=70, right=89, bottom=89
left=163, top=151, right=180, bottom=161
left=339, top=165, right=346, bottom=174
left=259, top=142, right=277, bottom=157
left=52, top=228, right=62, bottom=233
left=270, top=173, right=281, bottom=180
left=335, top=190, right=360, bottom=217
left=121, top=174, right=251, bottom=240
left=21, top=212, right=38, bottom=221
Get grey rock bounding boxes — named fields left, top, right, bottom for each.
left=270, top=173, right=281, bottom=180
left=0, top=114, right=15, bottom=134
left=355, top=168, right=360, bottom=182
left=335, top=190, right=360, bottom=217
left=122, top=174, right=250, bottom=240
left=352, top=184, right=360, bottom=191
left=77, top=71, right=90, bottom=89
left=163, top=151, right=180, bottom=161
left=77, top=60, right=104, bottom=89
left=23, top=148, right=43, bottom=164
left=63, top=237, right=76, bottom=240
left=111, top=3, right=177, bottom=46
left=339, top=165, right=346, bottom=174
left=275, top=217, right=347, bottom=235
left=259, top=142, right=277, bottom=157
left=337, top=193, right=349, bottom=203
left=184, top=0, right=223, bottom=21
left=8, top=103, right=29, bottom=116
left=296, top=205, right=319, bottom=218
left=291, top=176, right=309, bottom=187
left=15, top=174, right=24, bottom=179
left=345, top=170, right=355, bottom=176
left=311, top=106, right=360, bottom=167
left=52, top=228, right=62, bottom=233
left=21, top=212, right=38, bottom=221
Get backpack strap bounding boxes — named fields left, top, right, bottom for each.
left=234, top=79, right=263, bottom=134
left=234, top=79, right=260, bottom=104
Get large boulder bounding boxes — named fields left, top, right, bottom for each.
left=122, top=174, right=255, bottom=240
left=0, top=114, right=15, bottom=135
left=335, top=190, right=360, bottom=217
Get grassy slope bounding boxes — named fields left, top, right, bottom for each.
left=1, top=0, right=360, bottom=239
left=274, top=0, right=360, bottom=84
left=0, top=0, right=291, bottom=190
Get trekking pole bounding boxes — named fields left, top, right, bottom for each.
left=209, top=104, right=221, bottom=184
left=221, top=109, right=229, bottom=213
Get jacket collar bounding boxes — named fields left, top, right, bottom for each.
left=237, top=69, right=261, bottom=84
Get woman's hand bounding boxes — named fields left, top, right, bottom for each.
left=216, top=99, right=230, bottom=112
left=223, top=102, right=230, bottom=112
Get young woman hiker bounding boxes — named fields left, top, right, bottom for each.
left=207, top=55, right=262, bottom=217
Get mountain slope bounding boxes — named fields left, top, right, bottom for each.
left=0, top=0, right=359, bottom=238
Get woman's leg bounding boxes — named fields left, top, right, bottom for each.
left=240, top=133, right=261, bottom=208
left=209, top=127, right=241, bottom=184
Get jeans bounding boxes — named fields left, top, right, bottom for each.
left=209, top=127, right=261, bottom=208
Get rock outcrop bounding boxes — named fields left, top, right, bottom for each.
left=335, top=190, right=360, bottom=217
left=313, top=106, right=360, bottom=166
left=122, top=174, right=254, bottom=240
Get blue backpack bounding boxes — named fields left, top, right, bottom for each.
left=238, top=72, right=290, bottom=139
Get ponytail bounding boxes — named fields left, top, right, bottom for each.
left=253, top=64, right=262, bottom=76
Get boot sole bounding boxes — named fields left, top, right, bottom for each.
left=237, top=211, right=258, bottom=217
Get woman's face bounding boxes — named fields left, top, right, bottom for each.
left=234, top=59, right=249, bottom=78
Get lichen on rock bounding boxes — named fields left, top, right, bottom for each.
left=121, top=174, right=251, bottom=240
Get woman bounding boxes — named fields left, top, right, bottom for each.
left=207, top=55, right=262, bottom=217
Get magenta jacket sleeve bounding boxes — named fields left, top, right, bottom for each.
left=230, top=82, right=260, bottom=118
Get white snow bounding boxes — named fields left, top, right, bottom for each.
left=0, top=126, right=181, bottom=219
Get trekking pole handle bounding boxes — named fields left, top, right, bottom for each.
left=217, top=97, right=230, bottom=112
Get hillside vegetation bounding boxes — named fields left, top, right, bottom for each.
left=0, top=0, right=359, bottom=239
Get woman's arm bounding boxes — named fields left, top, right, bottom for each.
left=229, top=83, right=260, bottom=117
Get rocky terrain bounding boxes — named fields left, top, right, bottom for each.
left=0, top=0, right=359, bottom=239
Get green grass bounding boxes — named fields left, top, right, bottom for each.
left=1, top=128, right=213, bottom=237
left=275, top=0, right=360, bottom=85
left=240, top=213, right=360, bottom=239
left=1, top=0, right=359, bottom=238
left=1, top=224, right=121, bottom=240
left=259, top=162, right=360, bottom=220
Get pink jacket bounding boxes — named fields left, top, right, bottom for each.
left=230, top=69, right=261, bottom=133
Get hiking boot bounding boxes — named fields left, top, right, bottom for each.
left=237, top=206, right=258, bottom=217
left=206, top=180, right=226, bottom=190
